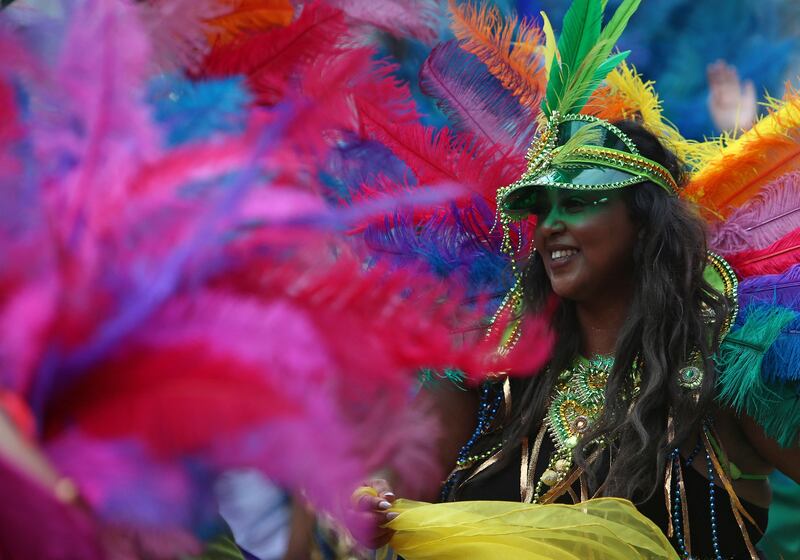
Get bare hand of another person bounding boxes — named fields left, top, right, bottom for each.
left=350, top=479, right=397, bottom=549
left=707, top=60, right=757, bottom=134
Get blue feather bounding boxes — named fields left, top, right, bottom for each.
left=320, top=135, right=411, bottom=203
left=147, top=75, right=251, bottom=147
left=362, top=201, right=512, bottom=299
left=739, top=264, right=800, bottom=311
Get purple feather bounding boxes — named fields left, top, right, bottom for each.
left=710, top=171, right=800, bottom=254
left=419, top=40, right=536, bottom=154
left=739, top=263, right=800, bottom=311
left=323, top=136, right=411, bottom=201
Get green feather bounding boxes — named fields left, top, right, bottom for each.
left=189, top=535, right=246, bottom=560
left=715, top=306, right=800, bottom=447
left=546, top=0, right=601, bottom=115
left=550, top=121, right=604, bottom=166
left=597, top=0, right=641, bottom=59
left=557, top=0, right=603, bottom=76
left=418, top=368, right=467, bottom=389
left=542, top=0, right=641, bottom=117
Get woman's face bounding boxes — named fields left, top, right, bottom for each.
left=531, top=187, right=639, bottom=303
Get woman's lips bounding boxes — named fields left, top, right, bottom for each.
left=548, top=248, right=580, bottom=271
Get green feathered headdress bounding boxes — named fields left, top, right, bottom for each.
left=496, top=0, right=678, bottom=220
left=489, top=0, right=681, bottom=352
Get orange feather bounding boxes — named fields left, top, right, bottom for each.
left=685, top=90, right=800, bottom=219
left=583, top=85, right=638, bottom=121
left=207, top=0, right=295, bottom=45
left=448, top=0, right=546, bottom=112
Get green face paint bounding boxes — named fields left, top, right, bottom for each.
left=531, top=188, right=621, bottom=227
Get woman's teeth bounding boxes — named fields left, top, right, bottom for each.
left=551, top=249, right=578, bottom=261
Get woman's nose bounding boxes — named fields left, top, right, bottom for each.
left=536, top=208, right=566, bottom=234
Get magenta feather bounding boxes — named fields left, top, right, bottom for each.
left=30, top=0, right=159, bottom=248
left=710, top=171, right=800, bottom=255
left=0, top=455, right=104, bottom=560
left=324, top=0, right=445, bottom=43
left=726, top=226, right=800, bottom=278
left=296, top=47, right=420, bottom=136
left=420, top=40, right=536, bottom=154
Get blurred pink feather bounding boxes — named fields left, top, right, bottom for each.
left=0, top=279, right=58, bottom=393
left=138, top=0, right=230, bottom=73
left=325, top=0, right=445, bottom=43
left=0, top=455, right=103, bottom=560
left=710, top=171, right=800, bottom=255
left=30, top=0, right=159, bottom=247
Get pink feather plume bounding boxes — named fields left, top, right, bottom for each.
left=710, top=171, right=800, bottom=255
left=137, top=0, right=230, bottom=73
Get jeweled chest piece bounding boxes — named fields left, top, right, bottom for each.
left=533, top=356, right=641, bottom=499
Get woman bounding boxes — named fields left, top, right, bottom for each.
left=449, top=119, right=800, bottom=558
left=359, top=2, right=800, bottom=557
left=363, top=119, right=798, bottom=560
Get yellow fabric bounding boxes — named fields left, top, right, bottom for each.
left=380, top=497, right=679, bottom=560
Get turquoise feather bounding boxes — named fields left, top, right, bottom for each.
left=716, top=305, right=800, bottom=447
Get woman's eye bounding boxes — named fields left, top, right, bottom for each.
left=562, top=198, right=588, bottom=213
left=531, top=203, right=551, bottom=217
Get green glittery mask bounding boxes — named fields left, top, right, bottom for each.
left=497, top=113, right=679, bottom=220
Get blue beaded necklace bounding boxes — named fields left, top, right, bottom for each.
left=440, top=381, right=503, bottom=501
left=670, top=429, right=723, bottom=560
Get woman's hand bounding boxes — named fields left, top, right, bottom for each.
left=351, top=479, right=398, bottom=549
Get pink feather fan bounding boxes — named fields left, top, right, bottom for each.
left=1, top=0, right=553, bottom=556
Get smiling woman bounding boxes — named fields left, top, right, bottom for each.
left=445, top=121, right=772, bottom=559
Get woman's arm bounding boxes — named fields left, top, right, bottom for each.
left=739, top=413, right=800, bottom=484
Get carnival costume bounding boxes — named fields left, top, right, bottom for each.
left=1, top=0, right=798, bottom=559
left=429, top=1, right=800, bottom=560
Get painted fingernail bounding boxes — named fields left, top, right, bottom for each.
left=378, top=500, right=392, bottom=510
left=386, top=512, right=399, bottom=521
left=383, top=492, right=395, bottom=499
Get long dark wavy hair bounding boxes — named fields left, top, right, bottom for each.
left=502, top=120, right=730, bottom=502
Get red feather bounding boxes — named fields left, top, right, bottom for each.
left=46, top=344, right=297, bottom=456
left=0, top=78, right=23, bottom=182
left=726, top=226, right=800, bottom=278
left=294, top=47, right=420, bottom=137
left=201, top=1, right=349, bottom=105
left=357, top=101, right=524, bottom=204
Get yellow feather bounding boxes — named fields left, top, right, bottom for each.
left=540, top=11, right=558, bottom=77
left=600, top=62, right=704, bottom=167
